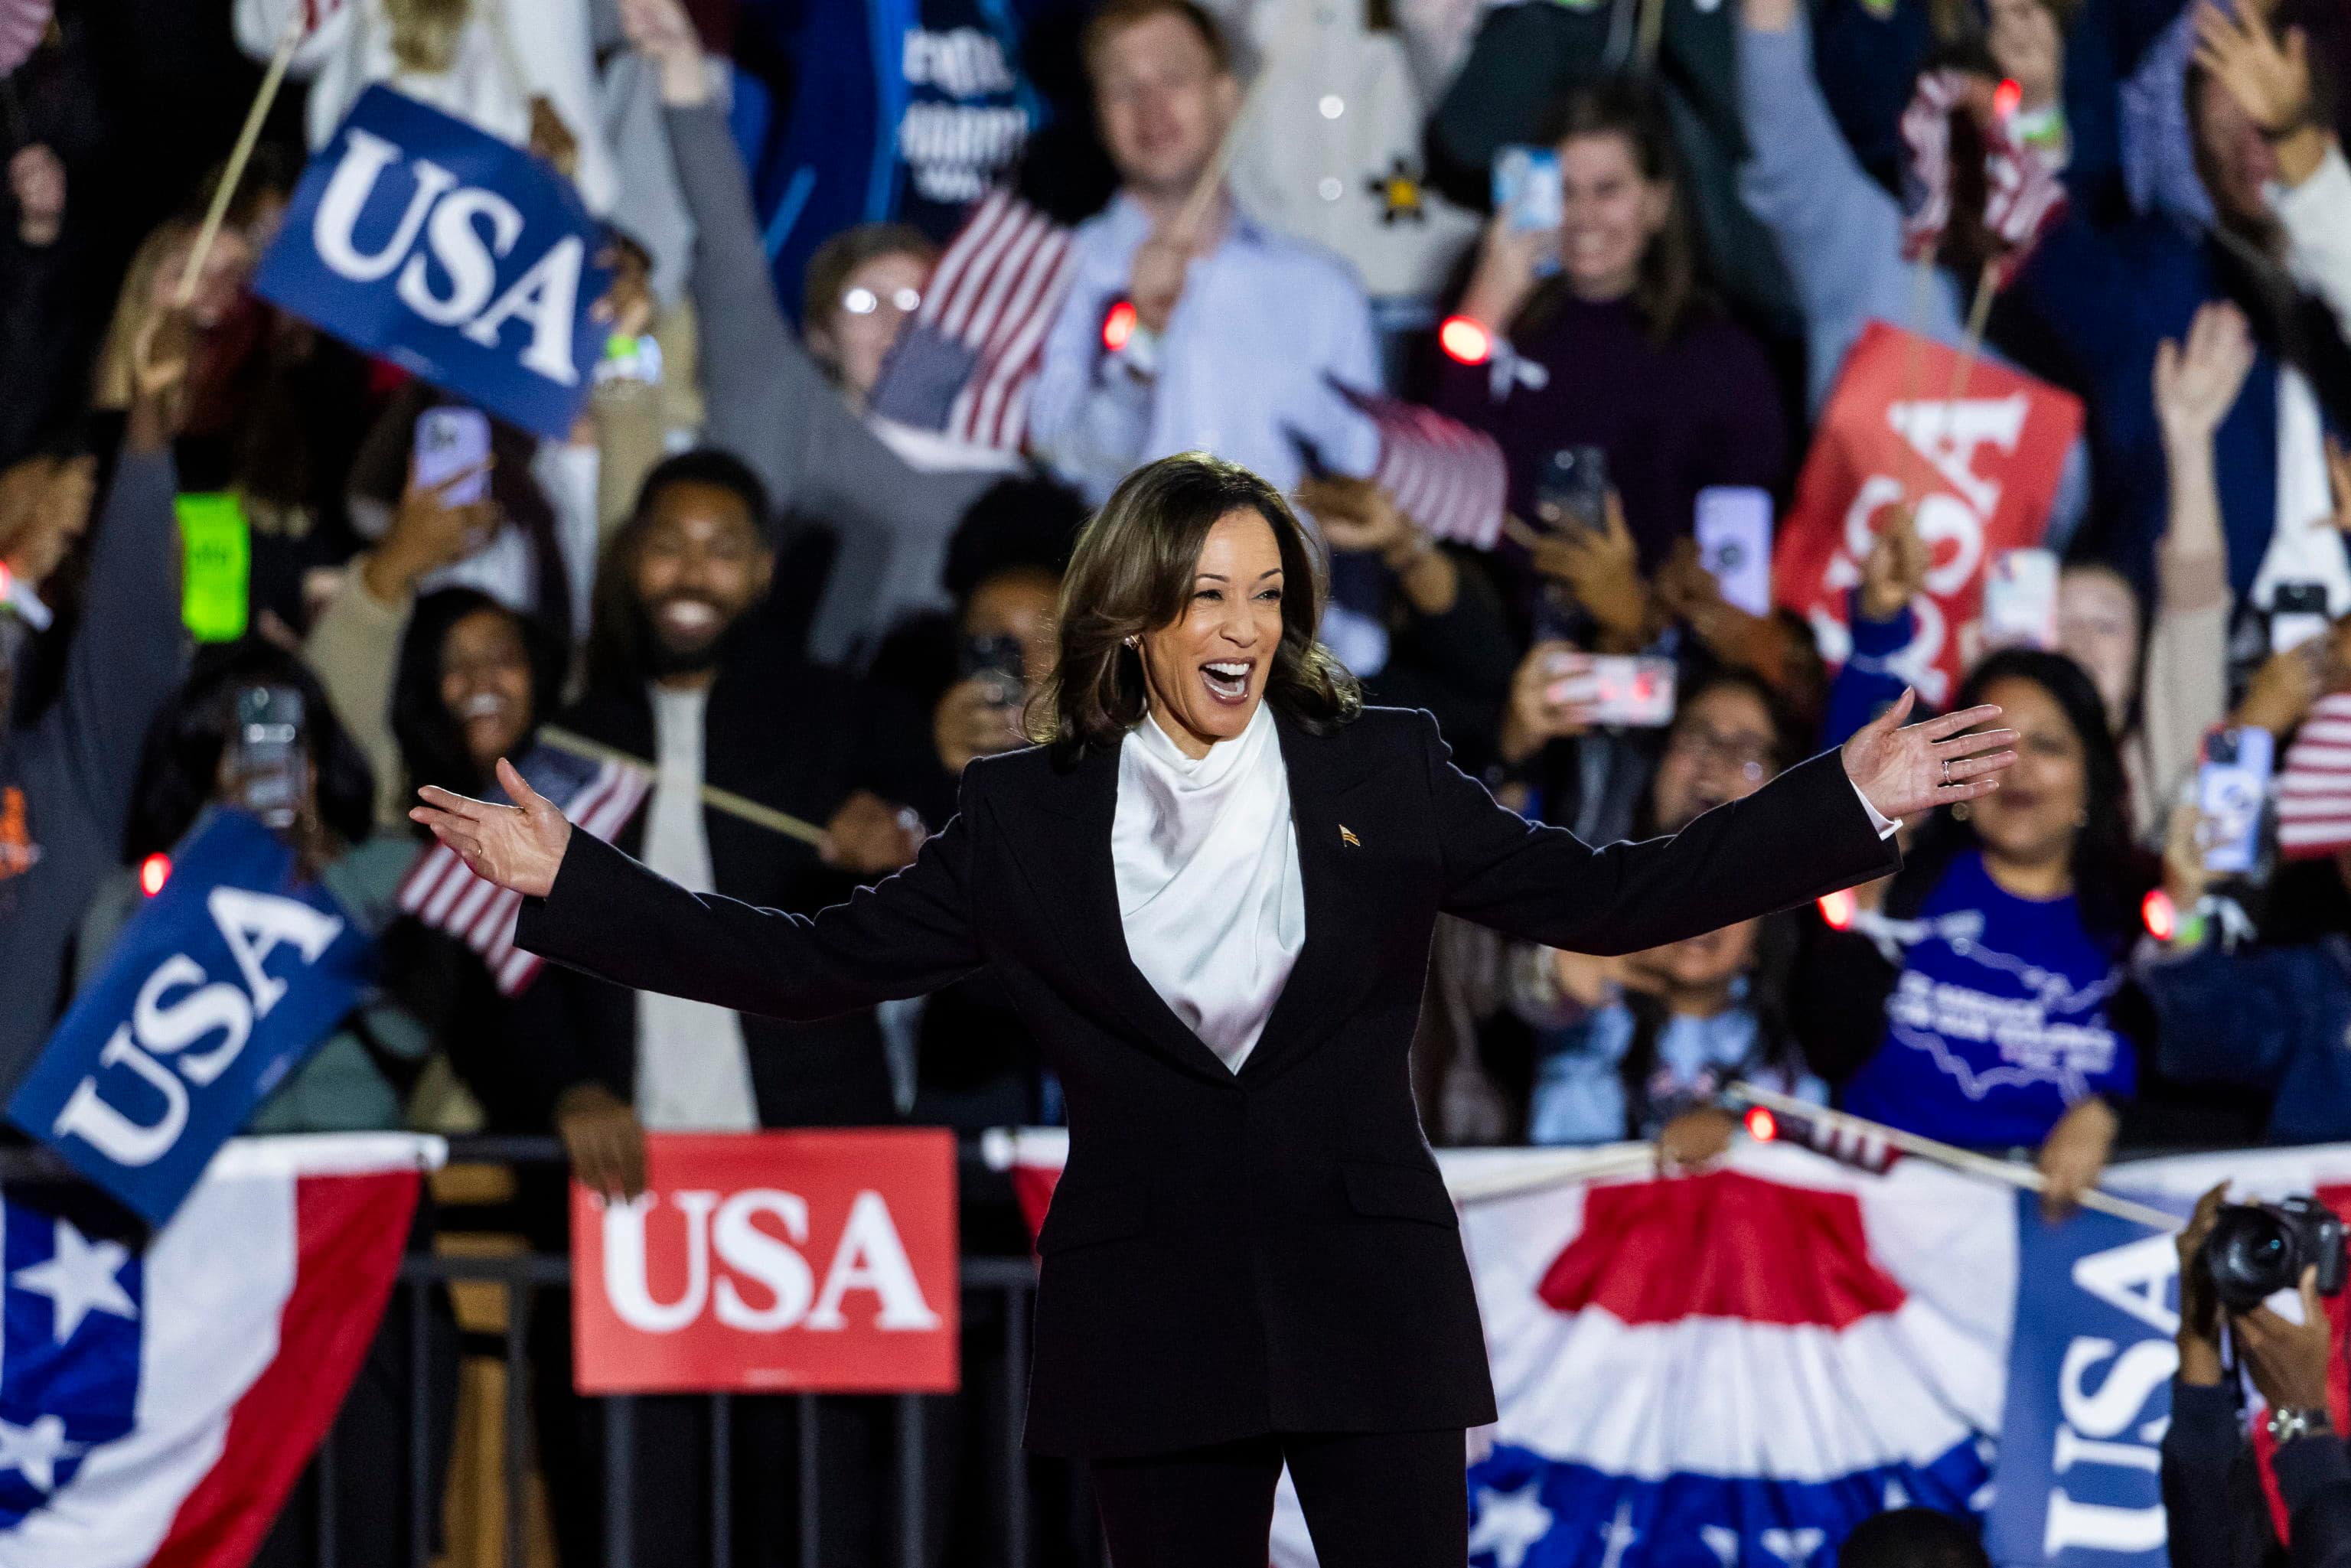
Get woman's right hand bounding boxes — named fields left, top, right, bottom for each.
left=1456, top=214, right=1553, bottom=336
left=365, top=455, right=497, bottom=601
left=410, top=756, right=574, bottom=898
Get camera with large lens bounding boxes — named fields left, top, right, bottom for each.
left=2201, top=1197, right=2350, bottom=1314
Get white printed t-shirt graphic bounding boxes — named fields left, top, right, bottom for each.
left=635, top=686, right=758, bottom=1130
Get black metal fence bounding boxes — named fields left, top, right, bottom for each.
left=289, top=1135, right=1103, bottom=1568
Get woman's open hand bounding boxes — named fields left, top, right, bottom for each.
left=410, top=756, right=573, bottom=898
left=1840, top=688, right=2017, bottom=823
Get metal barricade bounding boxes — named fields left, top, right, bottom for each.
left=295, top=1136, right=1097, bottom=1568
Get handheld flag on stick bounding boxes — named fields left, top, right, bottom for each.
left=1727, top=1080, right=2178, bottom=1228
left=1328, top=381, right=1509, bottom=550
left=177, top=7, right=305, bottom=308
left=866, top=187, right=1077, bottom=454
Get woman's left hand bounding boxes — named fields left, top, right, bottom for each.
left=2036, top=1094, right=2119, bottom=1221
left=1840, top=688, right=2017, bottom=823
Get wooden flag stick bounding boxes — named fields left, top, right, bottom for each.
left=1728, top=1080, right=2183, bottom=1231
left=1167, top=0, right=1317, bottom=246
left=536, top=725, right=828, bottom=848
left=1940, top=258, right=2000, bottom=407
left=175, top=8, right=304, bottom=309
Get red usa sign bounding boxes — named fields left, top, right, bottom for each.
left=1773, top=321, right=2083, bottom=706
left=570, top=1130, right=958, bottom=1394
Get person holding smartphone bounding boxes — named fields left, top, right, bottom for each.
left=2137, top=686, right=2351, bottom=1147
left=1433, top=77, right=1788, bottom=585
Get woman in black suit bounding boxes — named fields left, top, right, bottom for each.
left=414, top=453, right=2015, bottom=1567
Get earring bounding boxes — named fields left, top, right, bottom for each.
left=1952, top=801, right=1972, bottom=823
left=1123, top=636, right=1139, bottom=650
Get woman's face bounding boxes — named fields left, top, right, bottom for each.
left=2056, top=565, right=2140, bottom=732
left=1966, top=674, right=2088, bottom=872
left=1987, top=0, right=2064, bottom=113
left=1138, top=508, right=1286, bottom=755
left=817, top=250, right=929, bottom=403
left=1556, top=131, right=1670, bottom=303
left=439, top=608, right=536, bottom=770
left=1628, top=917, right=1758, bottom=996
left=1649, top=684, right=1779, bottom=833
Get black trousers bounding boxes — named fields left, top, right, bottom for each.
left=1089, top=1428, right=1467, bottom=1568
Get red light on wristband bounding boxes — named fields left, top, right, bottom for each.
left=1993, top=78, right=2023, bottom=119
left=1439, top=315, right=1492, bottom=364
left=1817, top=888, right=1857, bottom=931
left=1102, top=299, right=1138, bottom=353
left=1744, top=1107, right=1779, bottom=1143
left=2142, top=888, right=2176, bottom=941
left=139, top=853, right=171, bottom=898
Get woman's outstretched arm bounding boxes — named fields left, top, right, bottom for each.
left=1428, top=695, right=2013, bottom=954
left=413, top=760, right=983, bottom=1021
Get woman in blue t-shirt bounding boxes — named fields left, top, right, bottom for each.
left=1793, top=649, right=2148, bottom=1213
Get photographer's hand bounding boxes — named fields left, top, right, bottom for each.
left=2237, top=1266, right=2337, bottom=1417
left=2177, top=1182, right=2230, bottom=1387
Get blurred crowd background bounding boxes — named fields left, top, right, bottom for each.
left=0, top=0, right=2347, bottom=1559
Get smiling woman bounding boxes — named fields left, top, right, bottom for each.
left=1032, top=453, right=1358, bottom=758
left=412, top=448, right=2018, bottom=1568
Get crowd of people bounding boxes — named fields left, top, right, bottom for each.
left=1, top=0, right=2349, bottom=1559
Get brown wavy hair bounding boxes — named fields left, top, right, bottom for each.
left=1512, top=75, right=1709, bottom=347
left=1029, top=452, right=1361, bottom=756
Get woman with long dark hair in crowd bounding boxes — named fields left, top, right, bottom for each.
left=416, top=449, right=2009, bottom=1564
left=1795, top=648, right=2147, bottom=1211
left=1433, top=77, right=1788, bottom=600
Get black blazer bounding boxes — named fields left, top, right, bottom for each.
left=517, top=706, right=1899, bottom=1458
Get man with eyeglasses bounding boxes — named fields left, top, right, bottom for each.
left=1027, top=0, right=1383, bottom=506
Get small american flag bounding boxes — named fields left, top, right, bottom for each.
left=2278, top=693, right=2351, bottom=859
left=397, top=744, right=650, bottom=995
left=1330, top=381, right=1509, bottom=551
left=867, top=187, right=1078, bottom=454
left=0, top=0, right=50, bottom=75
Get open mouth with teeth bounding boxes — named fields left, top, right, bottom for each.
left=1200, top=660, right=1254, bottom=706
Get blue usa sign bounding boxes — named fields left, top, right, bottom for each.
left=8, top=812, right=373, bottom=1226
left=253, top=86, right=611, bottom=438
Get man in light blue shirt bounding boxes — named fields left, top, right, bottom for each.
left=1029, top=0, right=1382, bottom=505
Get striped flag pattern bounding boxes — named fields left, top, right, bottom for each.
left=396, top=745, right=650, bottom=994
left=2278, top=693, right=2351, bottom=858
left=1330, top=381, right=1509, bottom=550
left=0, top=0, right=50, bottom=74
left=866, top=187, right=1078, bottom=453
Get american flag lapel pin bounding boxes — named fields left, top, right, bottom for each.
left=1339, top=825, right=1361, bottom=849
